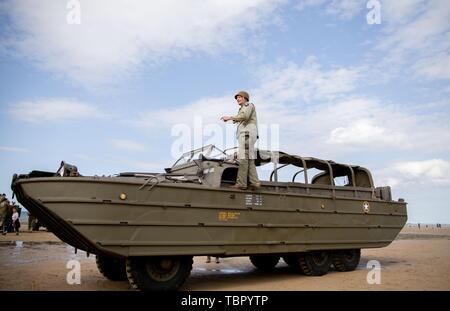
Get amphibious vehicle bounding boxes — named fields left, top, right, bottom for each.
left=11, top=145, right=407, bottom=290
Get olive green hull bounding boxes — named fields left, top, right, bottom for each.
left=13, top=177, right=407, bottom=258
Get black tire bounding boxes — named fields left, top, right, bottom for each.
left=96, top=255, right=127, bottom=281
left=126, top=256, right=193, bottom=291
left=298, top=251, right=332, bottom=276
left=332, top=249, right=361, bottom=272
left=249, top=255, right=280, bottom=271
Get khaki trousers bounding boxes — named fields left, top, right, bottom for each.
left=236, top=133, right=259, bottom=187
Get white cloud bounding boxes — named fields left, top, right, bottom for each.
left=109, top=139, right=146, bottom=152
left=131, top=96, right=230, bottom=129
left=1, top=0, right=283, bottom=87
left=296, top=0, right=364, bottom=20
left=260, top=89, right=448, bottom=155
left=380, top=0, right=428, bottom=25
left=414, top=53, right=450, bottom=80
left=295, top=1, right=449, bottom=82
left=9, top=98, right=104, bottom=123
left=376, top=0, right=450, bottom=81
left=325, top=0, right=364, bottom=20
left=394, top=159, right=450, bottom=180
left=327, top=119, right=406, bottom=147
left=318, top=98, right=450, bottom=154
left=130, top=56, right=361, bottom=128
left=379, top=159, right=450, bottom=187
left=255, top=56, right=361, bottom=103
left=129, top=58, right=450, bottom=155
left=378, top=0, right=449, bottom=51
left=0, top=146, right=30, bottom=153
left=295, top=0, right=327, bottom=11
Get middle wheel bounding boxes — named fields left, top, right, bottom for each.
left=298, top=251, right=332, bottom=276
left=126, top=256, right=193, bottom=291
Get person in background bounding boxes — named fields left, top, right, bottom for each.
left=0, top=194, right=7, bottom=232
left=1, top=197, right=12, bottom=235
left=11, top=207, right=20, bottom=235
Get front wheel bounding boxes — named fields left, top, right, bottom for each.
left=126, top=256, right=193, bottom=291
left=96, top=255, right=127, bottom=281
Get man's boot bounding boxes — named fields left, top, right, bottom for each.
left=250, top=182, right=261, bottom=190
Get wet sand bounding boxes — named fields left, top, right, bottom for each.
left=0, top=226, right=449, bottom=291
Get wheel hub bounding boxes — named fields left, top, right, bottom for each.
left=145, top=257, right=180, bottom=282
left=311, top=251, right=328, bottom=265
left=344, top=251, right=355, bottom=262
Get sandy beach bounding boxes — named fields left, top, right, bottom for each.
left=0, top=225, right=449, bottom=291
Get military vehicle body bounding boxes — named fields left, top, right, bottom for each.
left=11, top=145, right=407, bottom=290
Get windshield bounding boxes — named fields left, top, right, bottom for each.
left=171, top=145, right=228, bottom=168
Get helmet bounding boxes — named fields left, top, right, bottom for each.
left=234, top=91, right=249, bottom=101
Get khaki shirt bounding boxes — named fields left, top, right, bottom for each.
left=232, top=102, right=258, bottom=139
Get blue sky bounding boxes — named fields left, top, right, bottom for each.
left=0, top=0, right=449, bottom=223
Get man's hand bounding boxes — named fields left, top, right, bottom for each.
left=220, top=116, right=232, bottom=122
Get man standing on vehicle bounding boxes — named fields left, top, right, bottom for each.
left=221, top=91, right=260, bottom=190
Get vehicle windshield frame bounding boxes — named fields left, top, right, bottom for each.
left=171, top=144, right=227, bottom=168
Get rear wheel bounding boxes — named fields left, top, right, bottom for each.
left=298, top=251, right=332, bottom=276
left=96, top=255, right=127, bottom=281
left=126, top=256, right=193, bottom=291
left=249, top=255, right=280, bottom=271
left=332, top=249, right=361, bottom=272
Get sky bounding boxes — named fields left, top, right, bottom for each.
left=0, top=0, right=449, bottom=223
